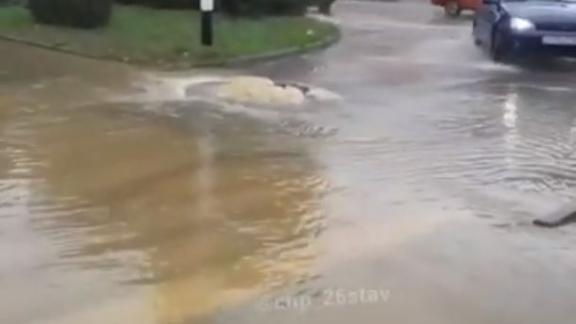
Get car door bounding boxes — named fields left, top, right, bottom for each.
left=474, top=0, right=501, bottom=44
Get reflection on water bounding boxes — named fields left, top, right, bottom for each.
left=0, top=94, right=327, bottom=323
left=502, top=88, right=519, bottom=172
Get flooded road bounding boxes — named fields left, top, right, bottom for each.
left=2, top=1, right=576, bottom=323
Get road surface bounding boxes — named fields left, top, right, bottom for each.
left=1, top=1, right=576, bottom=324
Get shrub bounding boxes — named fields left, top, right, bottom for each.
left=220, top=0, right=309, bottom=16
left=0, top=0, right=23, bottom=6
left=28, top=0, right=112, bottom=29
left=114, top=0, right=311, bottom=16
left=317, top=0, right=336, bottom=15
left=115, top=0, right=199, bottom=9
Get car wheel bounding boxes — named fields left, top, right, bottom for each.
left=444, top=1, right=461, bottom=18
left=472, top=23, right=482, bottom=46
left=491, top=29, right=511, bottom=62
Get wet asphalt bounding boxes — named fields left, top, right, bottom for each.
left=223, top=1, right=576, bottom=323
left=2, top=1, right=576, bottom=324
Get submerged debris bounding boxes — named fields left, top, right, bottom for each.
left=533, top=205, right=576, bottom=228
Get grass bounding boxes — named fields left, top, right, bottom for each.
left=0, top=5, right=339, bottom=68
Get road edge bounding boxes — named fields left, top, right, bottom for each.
left=0, top=20, right=341, bottom=70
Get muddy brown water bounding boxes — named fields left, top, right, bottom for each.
left=3, top=1, right=576, bottom=324
left=0, top=42, right=329, bottom=324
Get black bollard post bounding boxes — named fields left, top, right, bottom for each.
left=200, top=0, right=214, bottom=46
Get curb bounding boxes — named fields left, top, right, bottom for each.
left=221, top=29, right=341, bottom=67
left=0, top=33, right=129, bottom=65
left=0, top=23, right=340, bottom=70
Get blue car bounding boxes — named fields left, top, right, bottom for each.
left=473, top=0, right=576, bottom=61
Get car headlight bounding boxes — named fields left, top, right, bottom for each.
left=510, top=17, right=535, bottom=32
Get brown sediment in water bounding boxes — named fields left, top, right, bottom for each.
left=1, top=37, right=331, bottom=322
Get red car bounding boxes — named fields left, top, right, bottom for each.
left=431, top=0, right=482, bottom=17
